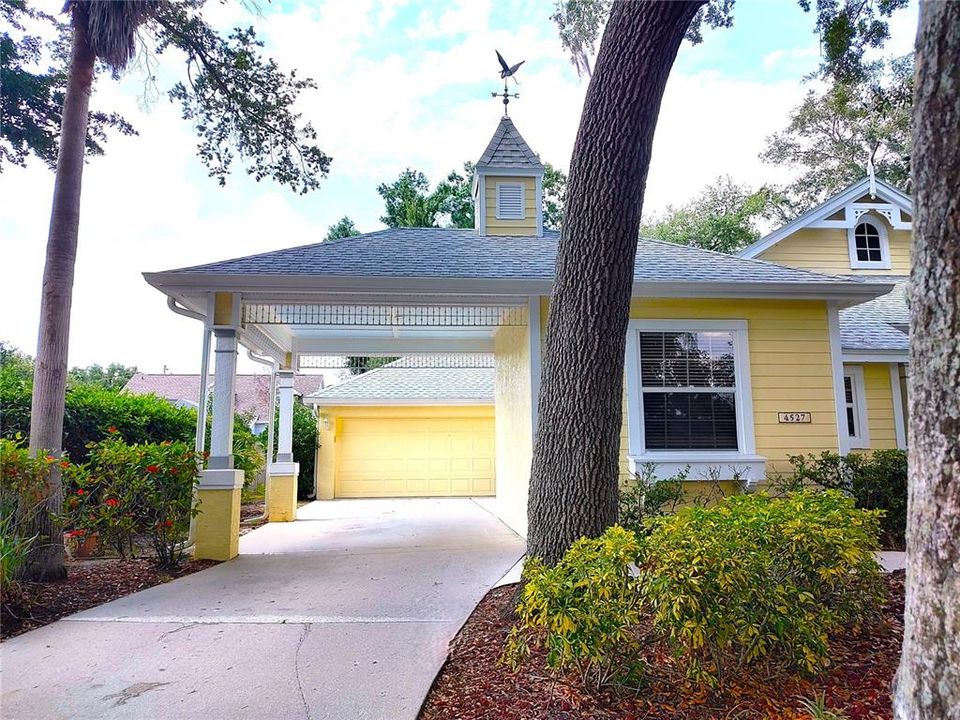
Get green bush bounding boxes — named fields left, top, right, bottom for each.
left=637, top=490, right=885, bottom=685
left=618, top=463, right=687, bottom=536
left=789, top=450, right=907, bottom=548
left=503, top=526, right=644, bottom=690
left=62, top=433, right=201, bottom=568
left=267, top=400, right=317, bottom=499
left=0, top=436, right=54, bottom=586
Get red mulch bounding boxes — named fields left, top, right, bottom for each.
left=1, top=558, right=218, bottom=640
left=420, top=572, right=905, bottom=720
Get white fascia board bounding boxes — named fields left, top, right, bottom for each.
left=293, top=335, right=494, bottom=354
left=474, top=166, right=545, bottom=178
left=304, top=397, right=494, bottom=407
left=738, top=178, right=912, bottom=259
left=841, top=351, right=909, bottom=363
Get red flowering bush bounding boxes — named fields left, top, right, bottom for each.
left=62, top=435, right=201, bottom=568
left=1, top=435, right=56, bottom=585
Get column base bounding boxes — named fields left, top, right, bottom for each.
left=267, top=462, right=300, bottom=522
left=195, top=469, right=244, bottom=561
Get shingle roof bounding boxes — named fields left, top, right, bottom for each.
left=476, top=116, right=544, bottom=170
left=839, top=276, right=910, bottom=353
left=306, top=356, right=494, bottom=405
left=123, top=373, right=325, bottom=421
left=159, top=227, right=859, bottom=288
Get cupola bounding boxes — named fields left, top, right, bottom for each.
left=473, top=116, right=544, bottom=237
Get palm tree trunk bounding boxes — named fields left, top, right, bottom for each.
left=26, top=4, right=95, bottom=581
left=526, top=0, right=705, bottom=564
left=893, top=1, right=960, bottom=716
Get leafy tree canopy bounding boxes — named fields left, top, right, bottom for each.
left=761, top=54, right=913, bottom=214
left=550, top=0, right=907, bottom=83
left=1, top=0, right=330, bottom=193
left=639, top=176, right=777, bottom=254
left=68, top=362, right=137, bottom=390
left=378, top=161, right=568, bottom=230
left=325, top=216, right=360, bottom=240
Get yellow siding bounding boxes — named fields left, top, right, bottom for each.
left=757, top=226, right=911, bottom=275
left=625, top=298, right=841, bottom=477
left=494, top=320, right=533, bottom=537
left=266, top=473, right=297, bottom=522
left=194, top=487, right=241, bottom=561
left=315, top=405, right=495, bottom=498
left=861, top=363, right=898, bottom=450
left=484, top=175, right=537, bottom=236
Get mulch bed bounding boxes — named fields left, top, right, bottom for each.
left=420, top=572, right=905, bottom=720
left=1, top=558, right=218, bottom=641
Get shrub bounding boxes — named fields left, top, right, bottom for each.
left=637, top=491, right=885, bottom=685
left=789, top=450, right=907, bottom=548
left=503, top=526, right=644, bottom=690
left=62, top=433, right=201, bottom=568
left=0, top=436, right=54, bottom=586
left=267, top=400, right=318, bottom=498
left=618, top=463, right=686, bottom=536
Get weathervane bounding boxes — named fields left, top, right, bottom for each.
left=492, top=50, right=524, bottom=116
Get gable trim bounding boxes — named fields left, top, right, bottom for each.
left=738, top=178, right=912, bottom=260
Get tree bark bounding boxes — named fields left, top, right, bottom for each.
left=26, top=4, right=95, bottom=581
left=527, top=0, right=704, bottom=564
left=893, top=2, right=960, bottom=717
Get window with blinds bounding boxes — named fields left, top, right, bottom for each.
left=638, top=331, right=738, bottom=450
left=496, top=183, right=524, bottom=220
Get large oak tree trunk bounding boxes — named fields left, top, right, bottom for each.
left=527, top=0, right=705, bottom=564
left=893, top=2, right=960, bottom=717
left=26, top=4, right=95, bottom=581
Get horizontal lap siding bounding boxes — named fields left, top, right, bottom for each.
left=862, top=363, right=898, bottom=450
left=757, top=227, right=912, bottom=275
left=626, top=299, right=840, bottom=478
left=484, top=175, right=537, bottom=235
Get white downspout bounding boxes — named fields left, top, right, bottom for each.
left=242, top=349, right=277, bottom=525
left=166, top=297, right=211, bottom=552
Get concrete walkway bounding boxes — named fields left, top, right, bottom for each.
left=1, top=498, right=525, bottom=720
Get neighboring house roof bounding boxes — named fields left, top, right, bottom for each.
left=839, top=276, right=910, bottom=355
left=737, top=177, right=912, bottom=260
left=476, top=116, right=544, bottom=171
left=152, top=228, right=882, bottom=298
left=304, top=356, right=494, bottom=406
left=123, top=373, right=325, bottom=421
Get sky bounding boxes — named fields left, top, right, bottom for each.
left=0, top=0, right=919, bottom=376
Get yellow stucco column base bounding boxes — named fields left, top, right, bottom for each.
left=267, top=462, right=299, bottom=522
left=194, top=469, right=244, bottom=561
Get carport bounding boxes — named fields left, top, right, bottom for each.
left=140, top=274, right=542, bottom=561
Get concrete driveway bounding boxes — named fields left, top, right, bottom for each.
left=1, top=498, right=525, bottom=720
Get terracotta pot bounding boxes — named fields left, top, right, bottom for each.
left=66, top=531, right=100, bottom=558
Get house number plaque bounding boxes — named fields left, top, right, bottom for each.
left=778, top=412, right=812, bottom=423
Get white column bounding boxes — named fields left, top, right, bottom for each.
left=208, top=329, right=238, bottom=469
left=827, top=303, right=851, bottom=455
left=275, top=369, right=295, bottom=463
left=890, top=363, right=907, bottom=449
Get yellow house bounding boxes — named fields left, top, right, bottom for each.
left=144, top=114, right=893, bottom=556
left=738, top=178, right=911, bottom=452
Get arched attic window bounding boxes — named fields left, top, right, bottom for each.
left=848, top=215, right=891, bottom=270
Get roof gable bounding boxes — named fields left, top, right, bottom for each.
left=476, top=116, right=544, bottom=171
left=738, top=177, right=912, bottom=259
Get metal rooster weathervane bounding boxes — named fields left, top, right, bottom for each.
left=493, top=49, right=524, bottom=116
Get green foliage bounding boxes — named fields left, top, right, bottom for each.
left=0, top=435, right=54, bottom=585
left=68, top=362, right=137, bottom=390
left=762, top=55, right=913, bottom=214
left=378, top=168, right=446, bottom=228
left=435, top=161, right=476, bottom=229
left=637, top=491, right=885, bottom=685
left=325, top=216, right=361, bottom=240
left=61, top=434, right=201, bottom=568
left=0, top=0, right=136, bottom=170
left=799, top=692, right=849, bottom=720
left=344, top=356, right=398, bottom=376
left=789, top=450, right=907, bottom=548
left=640, top=176, right=778, bottom=253
left=618, top=463, right=686, bottom=536
left=504, top=526, right=644, bottom=690
left=542, top=163, right=567, bottom=230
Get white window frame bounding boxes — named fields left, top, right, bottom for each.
left=843, top=365, right=870, bottom=448
left=847, top=215, right=891, bottom=270
left=495, top=182, right=525, bottom=220
left=624, top=319, right=764, bottom=483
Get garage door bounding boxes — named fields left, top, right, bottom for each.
left=336, top=416, right=495, bottom=497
